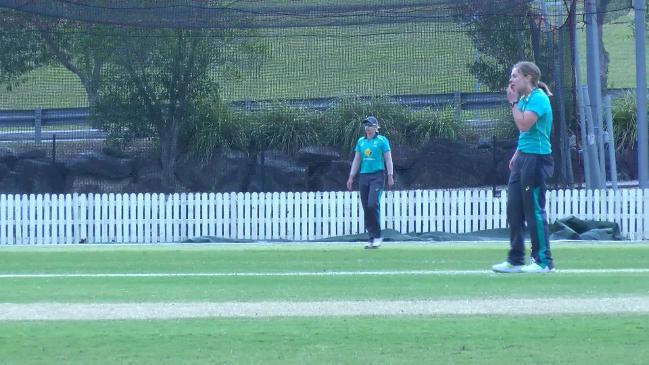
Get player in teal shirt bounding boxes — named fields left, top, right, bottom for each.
left=355, top=134, right=391, bottom=174
left=347, top=116, right=394, bottom=249
left=492, top=61, right=556, bottom=274
left=516, top=87, right=552, bottom=155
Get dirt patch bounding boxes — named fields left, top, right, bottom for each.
left=2, top=297, right=649, bottom=321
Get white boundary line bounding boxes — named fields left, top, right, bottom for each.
left=2, top=268, right=649, bottom=278
left=2, top=241, right=649, bottom=250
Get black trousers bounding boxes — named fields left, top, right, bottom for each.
left=506, top=152, right=554, bottom=268
left=358, top=171, right=385, bottom=240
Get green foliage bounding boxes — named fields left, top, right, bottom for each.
left=181, top=97, right=251, bottom=159
left=181, top=97, right=463, bottom=157
left=252, top=103, right=319, bottom=155
left=184, top=100, right=324, bottom=157
left=91, top=79, right=155, bottom=143
left=411, top=106, right=459, bottom=145
left=95, top=28, right=222, bottom=132
left=91, top=27, right=265, bottom=180
left=0, top=9, right=52, bottom=89
left=318, top=97, right=371, bottom=153
left=454, top=0, right=552, bottom=91
left=319, top=97, right=461, bottom=153
left=611, top=90, right=645, bottom=151
left=0, top=9, right=118, bottom=107
left=353, top=96, right=416, bottom=146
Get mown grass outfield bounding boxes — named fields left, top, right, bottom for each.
left=1, top=242, right=648, bottom=365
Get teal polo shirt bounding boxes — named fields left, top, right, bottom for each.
left=354, top=135, right=391, bottom=174
left=515, top=88, right=553, bottom=155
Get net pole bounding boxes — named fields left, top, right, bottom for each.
left=572, top=10, right=594, bottom=188
left=633, top=0, right=649, bottom=188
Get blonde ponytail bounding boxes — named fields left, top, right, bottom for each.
left=538, top=81, right=553, bottom=97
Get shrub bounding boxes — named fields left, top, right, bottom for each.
left=183, top=96, right=467, bottom=157
left=319, top=97, right=374, bottom=153
left=410, top=106, right=459, bottom=145
left=321, top=96, right=462, bottom=153
left=182, top=97, right=250, bottom=158
left=253, top=102, right=319, bottom=155
left=612, top=90, right=642, bottom=151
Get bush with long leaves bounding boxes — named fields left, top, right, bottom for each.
left=611, top=90, right=646, bottom=152
left=253, top=102, right=319, bottom=155
left=183, top=96, right=465, bottom=157
left=181, top=97, right=251, bottom=159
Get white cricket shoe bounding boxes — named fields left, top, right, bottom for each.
left=364, top=237, right=382, bottom=249
left=520, top=260, right=555, bottom=273
left=491, top=261, right=523, bottom=273
left=364, top=238, right=374, bottom=249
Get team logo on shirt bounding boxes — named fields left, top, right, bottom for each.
left=364, top=148, right=372, bottom=157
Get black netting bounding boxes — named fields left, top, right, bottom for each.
left=0, top=1, right=517, bottom=28
left=0, top=0, right=637, bottom=193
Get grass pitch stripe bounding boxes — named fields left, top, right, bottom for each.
left=1, top=268, right=649, bottom=278
left=3, top=297, right=649, bottom=320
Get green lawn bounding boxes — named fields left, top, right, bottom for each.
left=0, top=244, right=647, bottom=301
left=0, top=244, right=648, bottom=302
left=2, top=243, right=649, bottom=273
left=0, top=243, right=648, bottom=364
left=1, top=315, right=647, bottom=365
left=0, top=66, right=88, bottom=109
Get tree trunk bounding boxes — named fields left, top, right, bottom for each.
left=528, top=16, right=542, bottom=64
left=158, top=117, right=180, bottom=187
left=84, top=84, right=98, bottom=110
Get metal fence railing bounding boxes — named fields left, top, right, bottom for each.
left=1, top=91, right=513, bottom=142
left=0, top=107, right=105, bottom=142
left=1, top=88, right=638, bottom=143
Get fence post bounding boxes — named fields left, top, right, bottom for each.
left=34, top=108, right=42, bottom=143
left=603, top=95, right=618, bottom=189
left=52, top=134, right=57, bottom=163
left=454, top=91, right=462, bottom=123
left=634, top=0, right=649, bottom=188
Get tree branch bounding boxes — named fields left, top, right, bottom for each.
left=33, top=20, right=87, bottom=85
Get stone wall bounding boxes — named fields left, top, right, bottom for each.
left=0, top=139, right=531, bottom=194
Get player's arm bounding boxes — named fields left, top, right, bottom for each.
left=507, top=83, right=538, bottom=132
left=347, top=152, right=362, bottom=191
left=383, top=151, right=394, bottom=187
left=512, top=106, right=538, bottom=132
left=509, top=149, right=519, bottom=171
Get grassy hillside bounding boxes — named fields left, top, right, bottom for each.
left=0, top=16, right=643, bottom=110
left=228, top=22, right=475, bottom=101
left=576, top=11, right=641, bottom=88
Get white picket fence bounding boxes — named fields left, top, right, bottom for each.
left=0, top=188, right=648, bottom=244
